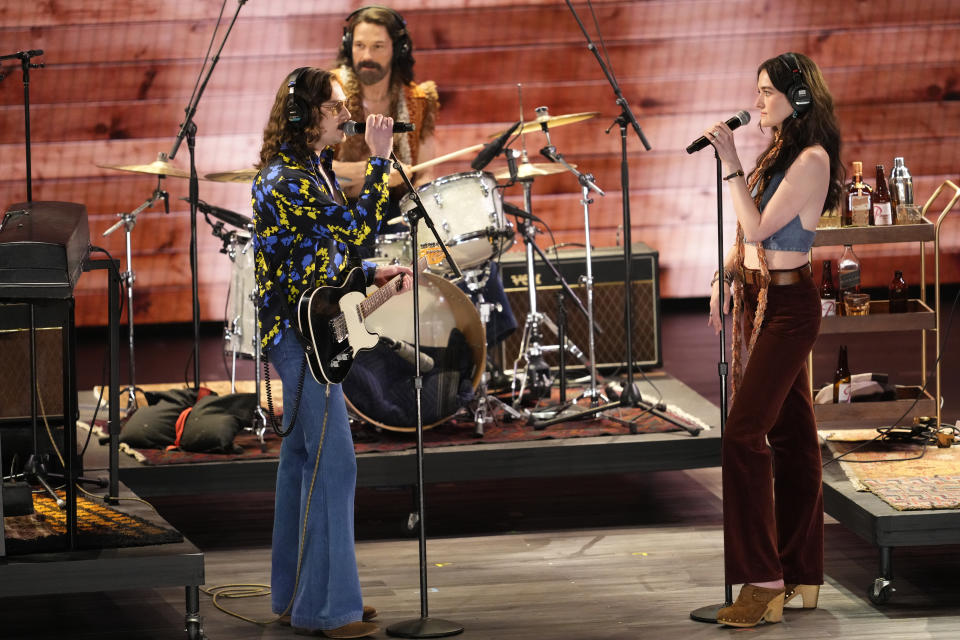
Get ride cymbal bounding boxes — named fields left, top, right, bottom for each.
left=97, top=152, right=191, bottom=178
left=493, top=162, right=573, bottom=181
left=489, top=111, right=599, bottom=139
left=204, top=168, right=258, bottom=183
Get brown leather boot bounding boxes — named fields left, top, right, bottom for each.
left=784, top=584, right=820, bottom=608
left=716, top=584, right=785, bottom=627
left=293, top=621, right=379, bottom=638
left=279, top=605, right=377, bottom=626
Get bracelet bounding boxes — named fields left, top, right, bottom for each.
left=723, top=169, right=744, bottom=181
left=711, top=269, right=735, bottom=286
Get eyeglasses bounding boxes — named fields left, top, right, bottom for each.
left=321, top=100, right=346, bottom=115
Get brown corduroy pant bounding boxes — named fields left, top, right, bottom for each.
left=722, top=271, right=824, bottom=586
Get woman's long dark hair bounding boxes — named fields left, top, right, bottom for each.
left=752, top=53, right=844, bottom=213
left=257, top=68, right=336, bottom=169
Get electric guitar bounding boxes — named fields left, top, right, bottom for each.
left=296, top=257, right=424, bottom=384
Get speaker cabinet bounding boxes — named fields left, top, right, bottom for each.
left=0, top=304, right=65, bottom=421
left=497, top=243, right=661, bottom=372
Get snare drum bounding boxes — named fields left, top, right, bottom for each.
left=343, top=273, right=486, bottom=432
left=399, top=171, right=513, bottom=274
left=370, top=232, right=412, bottom=266
left=224, top=235, right=257, bottom=358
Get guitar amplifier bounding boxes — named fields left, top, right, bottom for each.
left=495, top=242, right=661, bottom=372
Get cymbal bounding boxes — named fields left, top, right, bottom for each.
left=490, top=111, right=600, bottom=139
left=97, top=152, right=190, bottom=178
left=204, top=168, right=258, bottom=183
left=493, top=162, right=573, bottom=181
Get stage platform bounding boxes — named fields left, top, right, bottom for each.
left=0, top=484, right=206, bottom=639
left=822, top=460, right=960, bottom=605
left=88, top=373, right=722, bottom=498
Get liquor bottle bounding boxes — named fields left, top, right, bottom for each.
left=873, top=164, right=894, bottom=226
left=837, top=244, right=861, bottom=316
left=833, top=345, right=852, bottom=404
left=820, top=260, right=837, bottom=316
left=889, top=157, right=914, bottom=207
left=843, top=161, right=873, bottom=227
left=889, top=270, right=908, bottom=313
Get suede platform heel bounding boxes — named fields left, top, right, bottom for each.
left=784, top=583, right=820, bottom=608
left=716, top=584, right=785, bottom=627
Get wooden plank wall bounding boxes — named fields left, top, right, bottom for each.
left=1, top=0, right=959, bottom=326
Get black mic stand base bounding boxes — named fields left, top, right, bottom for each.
left=690, top=600, right=732, bottom=624
left=386, top=617, right=464, bottom=639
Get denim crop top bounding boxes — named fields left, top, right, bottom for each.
left=748, top=171, right=816, bottom=252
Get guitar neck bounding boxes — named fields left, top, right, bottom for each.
left=356, top=256, right=427, bottom=319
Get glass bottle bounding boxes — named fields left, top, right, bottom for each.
left=889, top=270, right=908, bottom=313
left=889, top=157, right=914, bottom=207
left=837, top=244, right=861, bottom=316
left=833, top=345, right=852, bottom=404
left=820, top=259, right=837, bottom=316
left=844, top=161, right=873, bottom=227
left=873, top=164, right=894, bottom=226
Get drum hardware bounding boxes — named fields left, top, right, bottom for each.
left=101, top=176, right=171, bottom=415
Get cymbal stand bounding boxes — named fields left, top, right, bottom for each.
left=250, top=288, right=267, bottom=447
left=461, top=268, right=523, bottom=437
left=102, top=177, right=169, bottom=415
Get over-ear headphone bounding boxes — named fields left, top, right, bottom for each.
left=341, top=5, right=411, bottom=64
left=285, top=67, right=311, bottom=128
left=778, top=52, right=812, bottom=117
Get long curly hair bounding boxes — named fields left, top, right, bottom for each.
left=750, top=52, right=844, bottom=212
left=256, top=68, right=337, bottom=169
left=334, top=5, right=415, bottom=86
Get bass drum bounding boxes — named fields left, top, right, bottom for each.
left=343, top=273, right=486, bottom=432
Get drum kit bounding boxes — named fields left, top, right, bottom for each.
left=95, top=107, right=606, bottom=437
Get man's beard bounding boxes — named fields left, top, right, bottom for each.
left=355, top=61, right=390, bottom=85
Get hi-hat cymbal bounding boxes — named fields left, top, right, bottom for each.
left=97, top=152, right=190, bottom=178
left=205, top=168, right=258, bottom=183
left=489, top=111, right=600, bottom=139
left=493, top=162, right=574, bottom=181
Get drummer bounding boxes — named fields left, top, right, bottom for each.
left=331, top=5, right=437, bottom=225
left=330, top=4, right=516, bottom=349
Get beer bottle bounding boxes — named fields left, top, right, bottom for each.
left=820, top=260, right=837, bottom=316
left=889, top=270, right=908, bottom=313
left=873, top=164, right=894, bottom=226
left=833, top=345, right=852, bottom=404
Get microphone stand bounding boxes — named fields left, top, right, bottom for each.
left=690, top=153, right=734, bottom=622
left=0, top=49, right=45, bottom=202
left=387, top=155, right=464, bottom=639
left=561, top=0, right=653, bottom=406
left=168, top=0, right=247, bottom=389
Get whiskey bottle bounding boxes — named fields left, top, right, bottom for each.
left=889, top=270, right=908, bottom=313
left=833, top=345, right=852, bottom=404
left=837, top=244, right=861, bottom=316
left=820, top=260, right=837, bottom=316
left=844, top=161, right=873, bottom=227
left=873, top=164, right=894, bottom=226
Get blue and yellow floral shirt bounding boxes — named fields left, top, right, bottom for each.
left=252, top=144, right=390, bottom=352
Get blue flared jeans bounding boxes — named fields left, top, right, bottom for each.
left=268, top=330, right=363, bottom=630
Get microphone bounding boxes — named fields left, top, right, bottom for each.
left=340, top=120, right=415, bottom=136
left=471, top=121, right=521, bottom=171
left=381, top=336, right=434, bottom=372
left=184, top=197, right=252, bottom=228
left=685, top=110, right=751, bottom=154
left=502, top=201, right=539, bottom=222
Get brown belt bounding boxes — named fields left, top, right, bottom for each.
left=741, top=265, right=812, bottom=286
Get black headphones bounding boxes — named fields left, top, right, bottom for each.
left=341, top=5, right=411, bottom=64
left=285, top=67, right=312, bottom=128
left=778, top=52, right=812, bottom=117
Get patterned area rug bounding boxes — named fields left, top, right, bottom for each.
left=821, top=429, right=960, bottom=511
left=90, top=384, right=708, bottom=466
left=3, top=491, right=184, bottom=555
